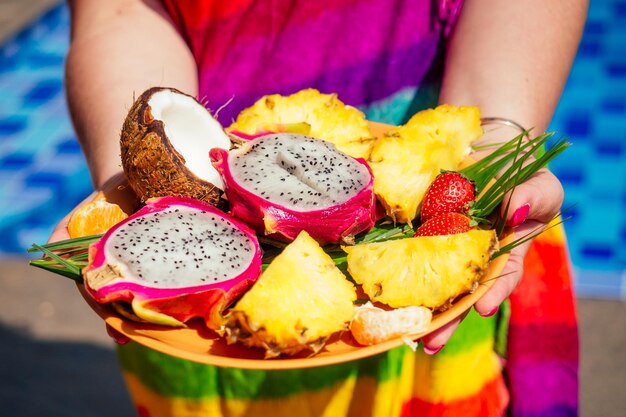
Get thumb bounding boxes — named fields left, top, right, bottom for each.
left=502, top=168, right=564, bottom=227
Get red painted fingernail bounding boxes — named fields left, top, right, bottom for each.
left=107, top=325, right=130, bottom=345
left=507, top=203, right=530, bottom=227
left=480, top=306, right=499, bottom=317
left=423, top=344, right=444, bottom=355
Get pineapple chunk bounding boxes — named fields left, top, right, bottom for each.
left=228, top=88, right=375, bottom=159
left=369, top=105, right=483, bottom=224
left=343, top=229, right=498, bottom=310
left=225, top=231, right=356, bottom=358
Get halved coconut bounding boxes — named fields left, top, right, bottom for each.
left=120, top=87, right=231, bottom=206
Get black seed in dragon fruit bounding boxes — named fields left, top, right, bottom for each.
left=82, top=196, right=262, bottom=330
left=210, top=133, right=376, bottom=244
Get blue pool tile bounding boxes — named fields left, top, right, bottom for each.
left=595, top=142, right=623, bottom=157
left=581, top=243, right=616, bottom=262
left=55, top=137, right=82, bottom=154
left=606, top=62, right=626, bottom=78
left=577, top=40, right=602, bottom=57
left=0, top=116, right=27, bottom=135
left=24, top=171, right=66, bottom=194
left=563, top=111, right=592, bottom=137
left=600, top=96, right=626, bottom=114
left=23, top=79, right=62, bottom=103
left=24, top=51, right=65, bottom=68
left=614, top=1, right=626, bottom=17
left=0, top=153, right=33, bottom=169
left=556, top=169, right=585, bottom=186
left=583, top=20, right=606, bottom=36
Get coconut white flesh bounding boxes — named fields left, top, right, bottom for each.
left=229, top=134, right=370, bottom=210
left=148, top=90, right=230, bottom=189
left=103, top=206, right=257, bottom=288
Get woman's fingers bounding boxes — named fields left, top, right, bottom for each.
left=421, top=168, right=565, bottom=353
left=472, top=222, right=537, bottom=316
left=503, top=168, right=564, bottom=227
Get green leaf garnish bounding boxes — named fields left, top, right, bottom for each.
left=28, top=234, right=102, bottom=282
left=461, top=132, right=571, bottom=233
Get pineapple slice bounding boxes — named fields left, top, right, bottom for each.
left=369, top=104, right=483, bottom=224
left=224, top=231, right=356, bottom=358
left=343, top=229, right=498, bottom=310
left=227, top=88, right=375, bottom=159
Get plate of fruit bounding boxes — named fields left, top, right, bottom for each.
left=29, top=88, right=568, bottom=369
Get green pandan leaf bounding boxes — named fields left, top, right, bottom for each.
left=461, top=132, right=570, bottom=228
left=28, top=235, right=102, bottom=282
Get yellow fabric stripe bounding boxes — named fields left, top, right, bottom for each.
left=123, top=371, right=357, bottom=417
left=122, top=343, right=499, bottom=416
left=412, top=339, right=502, bottom=403
left=122, top=355, right=419, bottom=417
left=538, top=217, right=567, bottom=245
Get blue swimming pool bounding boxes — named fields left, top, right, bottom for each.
left=1, top=3, right=624, bottom=299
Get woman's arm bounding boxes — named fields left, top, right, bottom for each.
left=422, top=0, right=588, bottom=352
left=66, top=0, right=198, bottom=190
left=49, top=0, right=198, bottom=242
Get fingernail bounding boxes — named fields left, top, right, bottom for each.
left=480, top=306, right=499, bottom=317
left=113, top=334, right=130, bottom=345
left=423, top=344, right=444, bottom=355
left=507, top=203, right=530, bottom=227
left=107, top=325, right=130, bottom=345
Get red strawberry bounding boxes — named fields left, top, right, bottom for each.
left=413, top=212, right=474, bottom=237
left=420, top=171, right=475, bottom=222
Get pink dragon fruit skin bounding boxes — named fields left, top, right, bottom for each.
left=210, top=134, right=377, bottom=244
left=82, top=196, right=262, bottom=330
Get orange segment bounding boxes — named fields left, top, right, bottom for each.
left=350, top=302, right=432, bottom=346
left=68, top=192, right=129, bottom=238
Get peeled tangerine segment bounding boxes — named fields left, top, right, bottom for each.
left=227, top=88, right=375, bottom=159
left=344, top=229, right=498, bottom=310
left=225, top=231, right=356, bottom=358
left=68, top=192, right=128, bottom=238
left=369, top=104, right=483, bottom=224
left=82, top=196, right=262, bottom=330
left=350, top=302, right=432, bottom=347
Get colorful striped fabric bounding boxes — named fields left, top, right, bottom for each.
left=114, top=1, right=579, bottom=416
left=508, top=222, right=579, bottom=417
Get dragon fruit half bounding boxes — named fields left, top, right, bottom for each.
left=210, top=133, right=376, bottom=244
left=82, top=196, right=262, bottom=330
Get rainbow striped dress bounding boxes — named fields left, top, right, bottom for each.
left=116, top=1, right=579, bottom=416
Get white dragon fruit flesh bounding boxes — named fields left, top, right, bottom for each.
left=210, top=133, right=376, bottom=244
left=82, top=196, right=262, bottom=330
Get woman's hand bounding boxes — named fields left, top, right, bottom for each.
left=421, top=131, right=565, bottom=354
left=425, top=0, right=585, bottom=355
left=47, top=173, right=137, bottom=344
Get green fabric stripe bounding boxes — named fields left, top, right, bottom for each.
left=437, top=308, right=498, bottom=357
left=359, top=85, right=440, bottom=126
left=494, top=299, right=511, bottom=358
left=118, top=311, right=500, bottom=399
left=117, top=342, right=410, bottom=399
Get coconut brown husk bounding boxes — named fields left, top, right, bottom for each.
left=120, top=87, right=224, bottom=206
